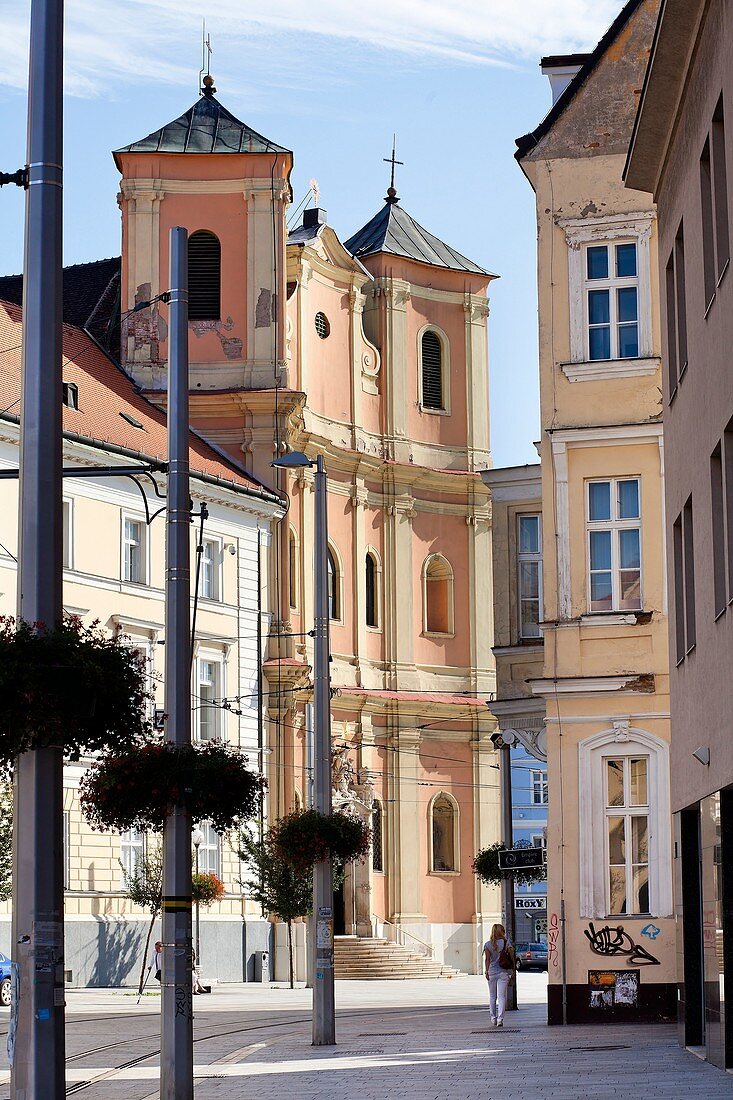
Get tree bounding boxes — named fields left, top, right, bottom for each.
left=121, top=845, right=163, bottom=996
left=0, top=784, right=12, bottom=902
left=237, top=830, right=313, bottom=990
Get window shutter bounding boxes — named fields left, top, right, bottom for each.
left=421, top=331, right=443, bottom=409
left=188, top=231, right=221, bottom=321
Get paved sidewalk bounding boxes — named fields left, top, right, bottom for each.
left=1, top=974, right=731, bottom=1098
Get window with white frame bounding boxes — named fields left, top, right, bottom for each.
left=200, top=538, right=221, bottom=601
left=197, top=656, right=222, bottom=741
left=123, top=515, right=146, bottom=584
left=531, top=832, right=547, bottom=849
left=563, top=215, right=654, bottom=376
left=196, top=820, right=221, bottom=877
left=63, top=499, right=72, bottom=570
left=517, top=513, right=542, bottom=639
left=587, top=478, right=642, bottom=613
left=120, top=827, right=145, bottom=885
left=63, top=810, right=70, bottom=890
left=584, top=241, right=639, bottom=361
left=605, top=756, right=650, bottom=915
left=578, top=725, right=672, bottom=921
left=531, top=770, right=548, bottom=806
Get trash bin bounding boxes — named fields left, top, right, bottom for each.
left=253, top=950, right=270, bottom=983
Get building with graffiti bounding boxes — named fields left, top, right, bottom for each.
left=514, top=0, right=676, bottom=1023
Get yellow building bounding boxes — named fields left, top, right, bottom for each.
left=0, top=297, right=283, bottom=985
left=516, top=0, right=676, bottom=1023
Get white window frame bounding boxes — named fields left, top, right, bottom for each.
left=582, top=239, right=640, bottom=362
left=196, top=820, right=221, bottom=878
left=586, top=477, right=643, bottom=614
left=122, top=512, right=148, bottom=585
left=119, top=826, right=146, bottom=887
left=196, top=652, right=223, bottom=742
left=365, top=546, right=382, bottom=632
left=579, top=723, right=673, bottom=919
left=531, top=832, right=547, bottom=850
left=604, top=756, right=650, bottom=917
left=517, top=513, right=542, bottom=640
left=531, top=770, right=548, bottom=806
left=428, top=791, right=460, bottom=874
left=63, top=497, right=73, bottom=571
left=422, top=553, right=455, bottom=637
left=200, top=535, right=222, bottom=602
left=417, top=324, right=451, bottom=415
left=562, top=213, right=656, bottom=381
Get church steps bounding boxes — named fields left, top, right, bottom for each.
left=333, top=935, right=461, bottom=979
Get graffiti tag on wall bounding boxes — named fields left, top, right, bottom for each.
left=548, top=912, right=560, bottom=970
left=584, top=922, right=659, bottom=965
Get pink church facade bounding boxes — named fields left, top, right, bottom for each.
left=114, top=77, right=501, bottom=972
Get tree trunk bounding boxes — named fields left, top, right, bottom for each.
left=287, top=918, right=294, bottom=990
left=138, top=907, right=158, bottom=997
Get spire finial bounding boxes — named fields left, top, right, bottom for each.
left=383, top=134, right=404, bottom=204
left=199, top=23, right=214, bottom=96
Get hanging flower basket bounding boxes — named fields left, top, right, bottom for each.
left=0, top=616, right=152, bottom=768
left=473, top=841, right=546, bottom=887
left=272, top=809, right=371, bottom=874
left=192, top=872, right=226, bottom=907
left=79, top=741, right=264, bottom=834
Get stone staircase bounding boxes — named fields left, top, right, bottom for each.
left=334, top=936, right=461, bottom=980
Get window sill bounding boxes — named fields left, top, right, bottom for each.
left=717, top=257, right=729, bottom=289
left=422, top=630, right=455, bottom=640
left=580, top=611, right=648, bottom=626
left=704, top=292, right=716, bottom=319
left=418, top=404, right=450, bottom=416
left=560, top=356, right=660, bottom=383
left=366, top=625, right=382, bottom=634
left=714, top=605, right=727, bottom=623
left=429, top=869, right=460, bottom=877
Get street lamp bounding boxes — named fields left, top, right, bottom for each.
left=192, top=827, right=204, bottom=971
left=272, top=450, right=335, bottom=1045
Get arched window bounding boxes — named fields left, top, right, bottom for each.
left=421, top=330, right=444, bottom=410
left=431, top=793, right=458, bottom=872
left=327, top=547, right=340, bottom=620
left=188, top=230, right=221, bottom=321
left=288, top=527, right=298, bottom=610
left=372, top=800, right=383, bottom=872
left=423, top=554, right=454, bottom=635
left=365, top=551, right=378, bottom=628
left=293, top=789, right=302, bottom=812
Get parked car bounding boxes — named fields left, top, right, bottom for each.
left=0, top=953, right=11, bottom=1006
left=513, top=942, right=548, bottom=971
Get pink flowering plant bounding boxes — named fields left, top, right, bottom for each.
left=272, top=808, right=370, bottom=874
left=0, top=616, right=151, bottom=767
left=191, top=871, right=226, bottom=907
left=80, top=741, right=264, bottom=834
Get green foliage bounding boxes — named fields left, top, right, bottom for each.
left=120, top=844, right=163, bottom=915
left=0, top=784, right=12, bottom=902
left=271, top=809, right=371, bottom=874
left=80, top=741, right=264, bottom=834
left=237, top=830, right=313, bottom=925
left=0, top=616, right=151, bottom=768
left=473, top=841, right=546, bottom=887
left=191, top=872, right=225, bottom=907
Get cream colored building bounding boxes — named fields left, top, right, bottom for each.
left=0, top=298, right=283, bottom=985
left=515, top=0, right=676, bottom=1023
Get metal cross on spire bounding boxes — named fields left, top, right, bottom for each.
left=200, top=22, right=215, bottom=95
left=383, top=134, right=404, bottom=204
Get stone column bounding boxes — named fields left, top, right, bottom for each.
left=393, top=723, right=426, bottom=923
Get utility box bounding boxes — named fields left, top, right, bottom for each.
left=253, top=950, right=270, bottom=983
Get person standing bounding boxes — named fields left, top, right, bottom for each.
left=483, top=923, right=514, bottom=1026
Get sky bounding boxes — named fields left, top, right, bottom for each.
left=0, top=0, right=626, bottom=468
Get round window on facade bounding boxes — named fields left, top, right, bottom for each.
left=315, top=312, right=330, bottom=339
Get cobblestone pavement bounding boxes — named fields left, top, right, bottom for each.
left=0, top=973, right=731, bottom=1098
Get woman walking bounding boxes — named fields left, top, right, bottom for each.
left=483, top=923, right=514, bottom=1026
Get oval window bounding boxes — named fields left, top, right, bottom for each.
left=315, top=312, right=330, bottom=339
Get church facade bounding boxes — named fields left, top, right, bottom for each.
left=112, top=76, right=502, bottom=975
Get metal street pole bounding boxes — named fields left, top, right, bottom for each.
left=12, top=0, right=66, bottom=1093
left=500, top=739, right=517, bottom=1011
left=312, top=454, right=335, bottom=1045
left=161, top=227, right=194, bottom=1100
left=194, top=840, right=201, bottom=969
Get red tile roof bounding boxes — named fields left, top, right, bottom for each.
left=0, top=300, right=282, bottom=506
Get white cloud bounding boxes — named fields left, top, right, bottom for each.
left=0, top=0, right=626, bottom=97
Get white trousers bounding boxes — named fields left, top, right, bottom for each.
left=488, top=970, right=510, bottom=1021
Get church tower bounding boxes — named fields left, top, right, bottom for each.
left=114, top=75, right=294, bottom=483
